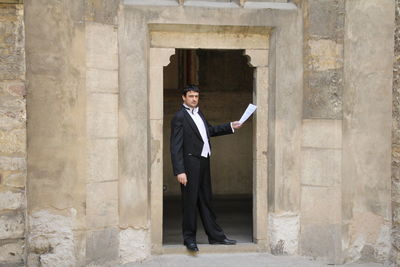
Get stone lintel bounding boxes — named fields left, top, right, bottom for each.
left=0, top=0, right=23, bottom=3
left=124, top=0, right=295, bottom=10
left=124, top=0, right=178, bottom=7
left=244, top=2, right=296, bottom=10
left=150, top=25, right=270, bottom=50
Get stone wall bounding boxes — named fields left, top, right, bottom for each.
left=393, top=0, right=400, bottom=265
left=25, top=0, right=86, bottom=265
left=25, top=0, right=125, bottom=266
left=1, top=0, right=395, bottom=265
left=0, top=3, right=26, bottom=266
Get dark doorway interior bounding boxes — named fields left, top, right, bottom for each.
left=163, top=49, right=254, bottom=244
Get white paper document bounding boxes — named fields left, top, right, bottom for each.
left=239, top=104, right=257, bottom=124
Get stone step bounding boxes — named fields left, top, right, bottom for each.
left=163, top=243, right=265, bottom=255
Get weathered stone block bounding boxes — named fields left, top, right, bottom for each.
left=29, top=210, right=76, bottom=267
left=347, top=212, right=391, bottom=262
left=86, top=22, right=118, bottom=70
left=302, top=119, right=341, bottom=148
left=0, top=190, right=24, bottom=210
left=308, top=0, right=344, bottom=38
left=0, top=97, right=26, bottom=131
left=393, top=227, right=400, bottom=251
left=0, top=128, right=26, bottom=154
left=0, top=108, right=26, bottom=132
left=301, top=148, right=341, bottom=186
left=0, top=239, right=24, bottom=265
left=0, top=157, right=25, bottom=171
left=393, top=163, right=400, bottom=181
left=268, top=212, right=299, bottom=255
left=393, top=119, right=400, bottom=145
left=0, top=16, right=25, bottom=75
left=86, top=227, right=119, bottom=265
left=119, top=228, right=150, bottom=264
left=394, top=202, right=400, bottom=223
left=87, top=138, right=118, bottom=183
left=300, top=224, right=342, bottom=264
left=86, top=68, right=118, bottom=93
left=309, top=39, right=343, bottom=71
left=303, top=70, right=342, bottom=119
left=85, top=0, right=120, bottom=25
left=73, top=230, right=86, bottom=267
left=0, top=212, right=24, bottom=239
left=6, top=82, right=26, bottom=97
left=301, top=186, right=341, bottom=224
left=394, top=180, right=400, bottom=203
left=0, top=52, right=25, bottom=81
left=87, top=93, right=118, bottom=138
left=394, top=145, right=400, bottom=165
left=0, top=91, right=25, bottom=106
left=2, top=171, right=25, bottom=188
left=86, top=181, right=118, bottom=228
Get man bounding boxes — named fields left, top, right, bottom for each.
left=170, top=85, right=242, bottom=252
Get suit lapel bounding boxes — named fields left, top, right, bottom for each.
left=182, top=107, right=203, bottom=141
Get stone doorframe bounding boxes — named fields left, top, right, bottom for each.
left=148, top=28, right=269, bottom=253
left=118, top=3, right=303, bottom=256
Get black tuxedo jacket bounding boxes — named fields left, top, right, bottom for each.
left=170, top=106, right=233, bottom=176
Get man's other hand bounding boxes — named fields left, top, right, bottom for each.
left=177, top=173, right=187, bottom=186
left=231, top=121, right=242, bottom=130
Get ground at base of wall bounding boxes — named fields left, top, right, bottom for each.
left=122, top=253, right=392, bottom=267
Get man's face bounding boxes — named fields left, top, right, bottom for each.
left=182, top=90, right=199, bottom=108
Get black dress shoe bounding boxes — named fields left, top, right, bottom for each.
left=184, top=241, right=199, bottom=252
left=209, top=238, right=237, bottom=245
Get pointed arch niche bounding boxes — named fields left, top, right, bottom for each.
left=148, top=25, right=270, bottom=253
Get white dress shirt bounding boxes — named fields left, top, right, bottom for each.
left=183, top=104, right=211, bottom=158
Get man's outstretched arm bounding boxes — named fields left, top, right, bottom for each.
left=207, top=120, right=242, bottom=137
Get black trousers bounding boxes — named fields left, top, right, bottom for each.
left=181, top=156, right=226, bottom=243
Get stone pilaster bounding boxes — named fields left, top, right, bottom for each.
left=343, top=0, right=394, bottom=263
left=300, top=0, right=344, bottom=263
left=85, top=21, right=120, bottom=266
left=392, top=0, right=400, bottom=265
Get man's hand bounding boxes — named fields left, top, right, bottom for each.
left=177, top=173, right=187, bottom=186
left=231, top=121, right=242, bottom=130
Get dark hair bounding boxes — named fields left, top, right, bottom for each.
left=182, top=85, right=200, bottom=96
